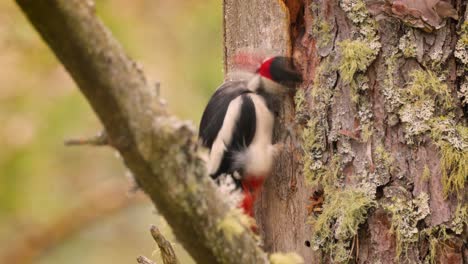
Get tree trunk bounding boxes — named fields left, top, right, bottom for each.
left=224, top=0, right=467, bottom=263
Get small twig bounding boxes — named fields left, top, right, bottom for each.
left=153, top=82, right=168, bottom=108
left=137, top=256, right=156, bottom=264
left=150, top=225, right=180, bottom=264
left=64, top=130, right=108, bottom=146
left=356, top=234, right=360, bottom=261
left=349, top=235, right=356, bottom=259
left=155, top=82, right=161, bottom=97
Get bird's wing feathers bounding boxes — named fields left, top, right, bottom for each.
left=199, top=81, right=257, bottom=178
left=214, top=94, right=256, bottom=176
left=199, top=80, right=250, bottom=149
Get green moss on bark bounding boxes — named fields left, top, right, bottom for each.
left=269, top=252, right=304, bottom=264
left=438, top=142, right=467, bottom=197
left=216, top=209, right=254, bottom=242
left=382, top=48, right=403, bottom=125
left=398, top=30, right=417, bottom=58
left=399, top=70, right=453, bottom=144
left=336, top=0, right=380, bottom=142
left=396, top=68, right=466, bottom=198
left=421, top=226, right=449, bottom=264
left=337, top=40, right=378, bottom=85
left=429, top=117, right=467, bottom=197
left=301, top=60, right=335, bottom=187
left=456, top=21, right=468, bottom=106
left=309, top=188, right=375, bottom=263
left=455, top=21, right=468, bottom=66
left=451, top=203, right=468, bottom=235
left=302, top=119, right=326, bottom=186
left=383, top=192, right=430, bottom=259
left=309, top=1, right=333, bottom=51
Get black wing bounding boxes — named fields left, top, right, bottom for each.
left=214, top=94, right=256, bottom=177
left=198, top=81, right=257, bottom=179
left=199, top=80, right=251, bottom=149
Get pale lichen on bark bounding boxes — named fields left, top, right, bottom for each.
left=269, top=252, right=304, bottom=264
left=298, top=0, right=386, bottom=261
left=383, top=191, right=430, bottom=259
left=309, top=187, right=376, bottom=262
left=300, top=0, right=466, bottom=262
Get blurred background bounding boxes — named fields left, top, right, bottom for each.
left=0, top=0, right=222, bottom=263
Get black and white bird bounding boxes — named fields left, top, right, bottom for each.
left=198, top=55, right=302, bottom=216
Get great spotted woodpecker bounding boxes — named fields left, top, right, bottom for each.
left=199, top=56, right=302, bottom=216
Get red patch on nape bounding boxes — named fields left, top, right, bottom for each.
left=257, top=58, right=273, bottom=80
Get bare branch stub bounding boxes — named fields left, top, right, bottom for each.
left=137, top=256, right=156, bottom=264
left=150, top=225, right=179, bottom=264
left=64, top=130, right=108, bottom=146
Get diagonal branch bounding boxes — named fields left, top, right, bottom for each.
left=14, top=0, right=268, bottom=263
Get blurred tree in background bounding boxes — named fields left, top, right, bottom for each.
left=0, top=0, right=222, bottom=263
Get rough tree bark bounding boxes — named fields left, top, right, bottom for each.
left=224, top=0, right=317, bottom=261
left=225, top=0, right=466, bottom=263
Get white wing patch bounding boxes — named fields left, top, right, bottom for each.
left=207, top=96, right=243, bottom=175
left=234, top=94, right=276, bottom=177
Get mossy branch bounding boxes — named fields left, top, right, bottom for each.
left=14, top=0, right=268, bottom=263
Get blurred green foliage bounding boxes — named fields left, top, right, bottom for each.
left=0, top=0, right=222, bottom=263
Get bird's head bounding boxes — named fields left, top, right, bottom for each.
left=256, top=56, right=302, bottom=87
left=231, top=52, right=302, bottom=94
left=251, top=56, right=302, bottom=94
